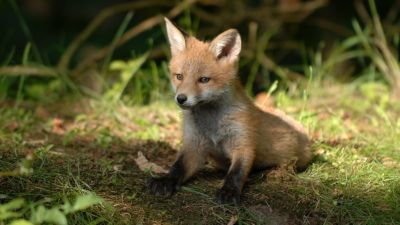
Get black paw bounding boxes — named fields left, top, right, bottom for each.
left=147, top=177, right=179, bottom=197
left=216, top=185, right=241, bottom=205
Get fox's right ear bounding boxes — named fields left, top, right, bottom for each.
left=164, top=17, right=186, bottom=56
left=209, top=29, right=241, bottom=63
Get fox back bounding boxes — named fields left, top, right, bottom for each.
left=165, top=18, right=312, bottom=169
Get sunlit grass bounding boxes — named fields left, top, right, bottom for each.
left=1, top=79, right=399, bottom=224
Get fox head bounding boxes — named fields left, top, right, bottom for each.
left=164, top=18, right=241, bottom=110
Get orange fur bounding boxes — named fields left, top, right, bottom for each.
left=148, top=18, right=312, bottom=204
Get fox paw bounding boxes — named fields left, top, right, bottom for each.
left=148, top=177, right=179, bottom=197
left=216, top=186, right=241, bottom=205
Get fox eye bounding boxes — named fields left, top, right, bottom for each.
left=198, top=77, right=210, bottom=83
left=175, top=73, right=183, bottom=80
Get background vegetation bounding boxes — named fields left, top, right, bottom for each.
left=0, top=0, right=399, bottom=224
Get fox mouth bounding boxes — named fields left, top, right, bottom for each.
left=176, top=100, right=208, bottom=110
left=178, top=104, right=193, bottom=110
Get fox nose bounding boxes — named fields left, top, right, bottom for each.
left=176, top=94, right=187, bottom=105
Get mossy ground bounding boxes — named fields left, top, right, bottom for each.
left=1, top=81, right=399, bottom=224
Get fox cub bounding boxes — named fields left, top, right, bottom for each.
left=148, top=18, right=312, bottom=204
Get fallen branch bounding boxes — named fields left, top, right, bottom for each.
left=192, top=0, right=329, bottom=27
left=73, top=0, right=197, bottom=76
left=258, top=54, right=305, bottom=81
left=0, top=65, right=58, bottom=77
left=241, top=48, right=304, bottom=82
left=57, top=0, right=173, bottom=72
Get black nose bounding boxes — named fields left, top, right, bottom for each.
left=176, top=94, right=187, bottom=104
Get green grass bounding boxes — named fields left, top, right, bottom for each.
left=1, top=1, right=399, bottom=223
left=1, top=79, right=399, bottom=224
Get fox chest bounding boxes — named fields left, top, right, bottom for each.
left=193, top=114, right=221, bottom=145
left=189, top=108, right=236, bottom=147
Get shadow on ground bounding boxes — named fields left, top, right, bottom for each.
left=1, top=103, right=399, bottom=224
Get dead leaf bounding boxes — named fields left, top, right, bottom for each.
left=134, top=151, right=168, bottom=174
left=52, top=118, right=66, bottom=135
left=113, top=164, right=123, bottom=172
left=6, top=121, right=19, bottom=131
left=227, top=215, right=238, bottom=225
left=315, top=148, right=325, bottom=156
left=382, top=157, right=399, bottom=168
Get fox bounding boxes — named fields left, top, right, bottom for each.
left=148, top=17, right=312, bottom=204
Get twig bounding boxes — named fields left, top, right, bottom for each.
left=354, top=0, right=370, bottom=25
left=258, top=54, right=305, bottom=81
left=57, top=0, right=173, bottom=72
left=73, top=0, right=197, bottom=76
left=0, top=65, right=58, bottom=77
left=72, top=15, right=163, bottom=75
left=193, top=0, right=328, bottom=26
left=384, top=0, right=400, bottom=24
left=248, top=22, right=258, bottom=51
left=276, top=0, right=328, bottom=13
left=309, top=18, right=353, bottom=36
left=101, top=12, right=134, bottom=77
left=242, top=49, right=304, bottom=82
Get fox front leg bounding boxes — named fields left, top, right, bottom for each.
left=148, top=149, right=204, bottom=196
left=216, top=148, right=254, bottom=205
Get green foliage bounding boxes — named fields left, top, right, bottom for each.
left=101, top=12, right=134, bottom=77
left=105, top=55, right=172, bottom=105
left=67, top=194, right=103, bottom=213
left=133, top=124, right=160, bottom=140
left=9, top=219, right=33, bottom=225
left=0, top=80, right=399, bottom=224
left=24, top=80, right=62, bottom=101
left=0, top=198, right=24, bottom=220
left=95, top=127, right=113, bottom=149
left=106, top=53, right=148, bottom=102
left=0, top=194, right=103, bottom=225
left=1, top=0, right=400, bottom=224
left=359, top=82, right=389, bottom=109
left=30, top=206, right=67, bottom=225
left=0, top=153, right=33, bottom=177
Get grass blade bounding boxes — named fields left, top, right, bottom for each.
left=101, top=12, right=134, bottom=78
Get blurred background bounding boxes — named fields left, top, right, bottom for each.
left=1, top=1, right=400, bottom=224
left=0, top=0, right=399, bottom=103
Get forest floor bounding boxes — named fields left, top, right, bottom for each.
left=1, top=81, right=399, bottom=225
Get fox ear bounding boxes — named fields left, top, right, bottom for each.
left=164, top=17, right=186, bottom=56
left=209, top=29, right=241, bottom=63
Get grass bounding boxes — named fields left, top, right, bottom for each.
left=1, top=1, right=399, bottom=224
left=1, top=79, right=399, bottom=224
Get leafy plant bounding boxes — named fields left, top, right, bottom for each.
left=0, top=154, right=33, bottom=177
left=106, top=53, right=148, bottom=102
left=0, top=193, right=103, bottom=225
left=352, top=0, right=400, bottom=99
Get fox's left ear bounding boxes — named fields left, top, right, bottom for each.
left=209, top=29, right=241, bottom=63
